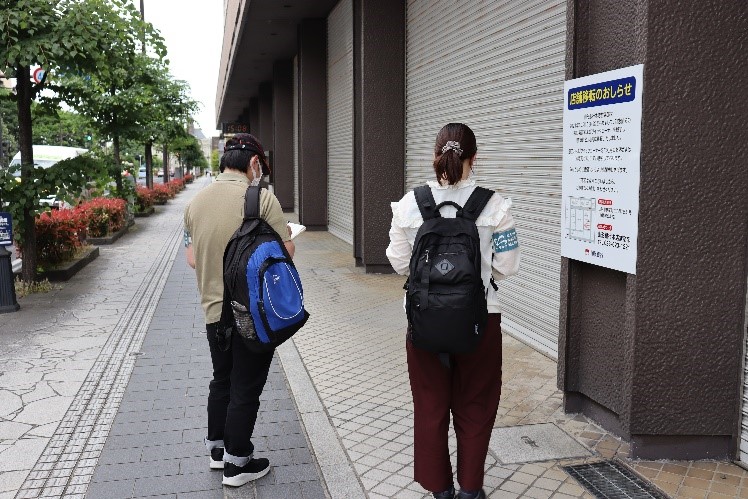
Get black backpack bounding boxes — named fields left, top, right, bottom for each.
left=219, top=186, right=309, bottom=353
left=405, top=185, right=495, bottom=359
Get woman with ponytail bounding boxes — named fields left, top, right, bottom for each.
left=386, top=123, right=520, bottom=499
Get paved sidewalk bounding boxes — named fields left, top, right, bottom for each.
left=1, top=181, right=193, bottom=498
left=3, top=175, right=748, bottom=499
left=85, top=244, right=325, bottom=499
left=289, top=231, right=748, bottom=499
left=1, top=178, right=327, bottom=498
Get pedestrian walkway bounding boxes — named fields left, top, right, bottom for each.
left=286, top=231, right=748, bottom=499
left=85, top=243, right=325, bottom=499
left=2, top=176, right=747, bottom=499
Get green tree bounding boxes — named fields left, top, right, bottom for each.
left=172, top=134, right=207, bottom=174
left=0, top=88, right=19, bottom=167
left=55, top=16, right=165, bottom=194
left=210, top=149, right=219, bottom=172
left=132, top=58, right=197, bottom=187
left=31, top=106, right=93, bottom=147
left=0, top=0, right=149, bottom=281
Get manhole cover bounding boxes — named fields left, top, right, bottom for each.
left=489, top=423, right=592, bottom=464
left=563, top=460, right=669, bottom=499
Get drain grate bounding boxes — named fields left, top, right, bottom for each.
left=562, top=460, right=670, bottom=499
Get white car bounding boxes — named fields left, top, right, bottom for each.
left=8, top=145, right=89, bottom=208
left=138, top=166, right=146, bottom=179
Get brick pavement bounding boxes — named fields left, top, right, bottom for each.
left=1, top=178, right=327, bottom=499
left=85, top=243, right=326, bottom=499
left=1, top=180, right=195, bottom=498
left=3, top=175, right=748, bottom=498
left=289, top=230, right=748, bottom=499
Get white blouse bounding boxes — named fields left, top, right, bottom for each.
left=386, top=178, right=520, bottom=313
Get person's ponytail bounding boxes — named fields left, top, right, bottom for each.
left=432, top=123, right=477, bottom=185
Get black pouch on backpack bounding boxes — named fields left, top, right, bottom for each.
left=405, top=185, right=494, bottom=357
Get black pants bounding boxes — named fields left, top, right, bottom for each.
left=206, top=322, right=274, bottom=462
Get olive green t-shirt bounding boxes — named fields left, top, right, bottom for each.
left=184, top=172, right=290, bottom=324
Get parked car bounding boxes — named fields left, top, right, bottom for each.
left=7, top=145, right=89, bottom=208
left=138, top=166, right=146, bottom=179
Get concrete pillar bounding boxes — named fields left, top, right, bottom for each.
left=248, top=98, right=259, bottom=136
left=353, top=0, right=405, bottom=272
left=258, top=82, right=273, bottom=157
left=558, top=0, right=748, bottom=459
left=237, top=107, right=250, bottom=130
left=296, top=19, right=327, bottom=230
left=273, top=60, right=294, bottom=211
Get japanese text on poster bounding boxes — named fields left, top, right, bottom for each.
left=561, top=65, right=643, bottom=274
left=0, top=212, right=12, bottom=246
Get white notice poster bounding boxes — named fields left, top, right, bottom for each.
left=561, top=64, right=643, bottom=274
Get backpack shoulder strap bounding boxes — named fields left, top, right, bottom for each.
left=413, top=185, right=439, bottom=221
left=459, top=186, right=494, bottom=222
left=243, top=186, right=262, bottom=220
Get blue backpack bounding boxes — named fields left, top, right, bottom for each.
left=220, top=186, right=309, bottom=352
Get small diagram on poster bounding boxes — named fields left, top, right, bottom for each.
left=566, top=197, right=596, bottom=242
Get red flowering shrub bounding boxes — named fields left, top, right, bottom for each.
left=76, top=197, right=128, bottom=237
left=135, top=186, right=155, bottom=212
left=35, top=209, right=87, bottom=265
left=184, top=173, right=194, bottom=183
left=152, top=184, right=170, bottom=204
left=167, top=178, right=184, bottom=196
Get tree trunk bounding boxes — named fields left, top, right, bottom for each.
left=113, top=135, right=121, bottom=168
left=112, top=111, right=123, bottom=194
left=16, top=66, right=36, bottom=282
left=145, top=141, right=153, bottom=189
left=162, top=143, right=169, bottom=183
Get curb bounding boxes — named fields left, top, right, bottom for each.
left=134, top=206, right=155, bottom=217
left=86, top=220, right=133, bottom=245
left=38, top=246, right=100, bottom=282
left=277, top=339, right=365, bottom=499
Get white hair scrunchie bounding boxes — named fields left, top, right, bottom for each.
left=441, top=140, right=463, bottom=156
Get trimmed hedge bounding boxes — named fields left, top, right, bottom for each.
left=135, top=186, right=155, bottom=212
left=152, top=184, right=170, bottom=204
left=76, top=197, right=128, bottom=238
left=35, top=209, right=87, bottom=266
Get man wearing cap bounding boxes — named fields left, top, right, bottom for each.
left=184, top=133, right=294, bottom=487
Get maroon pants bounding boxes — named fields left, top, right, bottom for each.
left=407, top=313, right=502, bottom=492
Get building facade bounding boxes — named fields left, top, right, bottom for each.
left=215, top=0, right=748, bottom=460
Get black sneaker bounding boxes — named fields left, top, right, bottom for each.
left=209, top=448, right=224, bottom=470
left=433, top=486, right=455, bottom=498
left=222, top=458, right=271, bottom=487
left=457, top=489, right=485, bottom=499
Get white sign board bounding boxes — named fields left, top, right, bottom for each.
left=561, top=64, right=643, bottom=274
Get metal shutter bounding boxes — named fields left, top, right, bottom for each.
left=293, top=55, right=299, bottom=215
left=327, top=0, right=354, bottom=244
left=405, top=0, right=566, bottom=358
left=740, top=276, right=748, bottom=462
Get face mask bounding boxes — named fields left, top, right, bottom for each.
left=249, top=166, right=261, bottom=187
